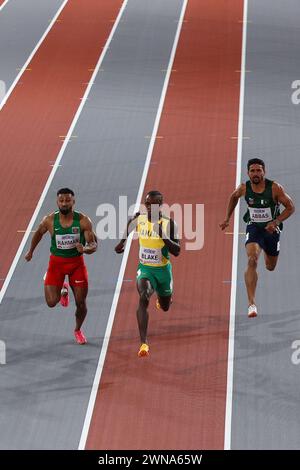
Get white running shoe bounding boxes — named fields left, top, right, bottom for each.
left=248, top=304, right=257, bottom=318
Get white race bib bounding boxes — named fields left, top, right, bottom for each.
left=139, top=246, right=162, bottom=265
left=248, top=207, right=272, bottom=223
left=56, top=234, right=80, bottom=250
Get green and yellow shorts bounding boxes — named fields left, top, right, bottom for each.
left=136, top=262, right=173, bottom=297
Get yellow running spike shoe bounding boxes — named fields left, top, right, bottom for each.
left=138, top=343, right=149, bottom=357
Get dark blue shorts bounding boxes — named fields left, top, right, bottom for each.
left=245, top=223, right=281, bottom=256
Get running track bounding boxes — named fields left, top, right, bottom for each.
left=0, top=0, right=123, bottom=286
left=85, top=0, right=243, bottom=450
left=0, top=0, right=67, bottom=98
left=0, top=0, right=299, bottom=450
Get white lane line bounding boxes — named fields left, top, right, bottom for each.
left=0, top=0, right=11, bottom=13
left=0, top=0, right=69, bottom=110
left=77, top=0, right=189, bottom=451
left=0, top=0, right=128, bottom=305
left=224, top=0, right=249, bottom=451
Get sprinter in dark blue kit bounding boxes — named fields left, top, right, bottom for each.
left=220, top=158, right=295, bottom=318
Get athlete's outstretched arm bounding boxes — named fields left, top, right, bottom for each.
left=25, top=216, right=49, bottom=261
left=115, top=212, right=140, bottom=254
left=77, top=216, right=97, bottom=255
left=219, top=184, right=245, bottom=230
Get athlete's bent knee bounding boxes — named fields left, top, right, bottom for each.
left=46, top=298, right=59, bottom=308
left=266, top=264, right=276, bottom=271
left=161, top=304, right=170, bottom=312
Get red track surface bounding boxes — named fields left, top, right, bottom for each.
left=0, top=1, right=6, bottom=7
left=0, top=0, right=123, bottom=286
left=86, top=0, right=243, bottom=450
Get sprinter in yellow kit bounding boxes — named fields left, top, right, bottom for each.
left=115, top=190, right=180, bottom=357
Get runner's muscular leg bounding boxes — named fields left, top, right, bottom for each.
left=264, top=252, right=278, bottom=271
left=157, top=295, right=172, bottom=311
left=71, top=285, right=88, bottom=330
left=45, top=285, right=62, bottom=308
left=136, top=278, right=154, bottom=344
left=245, top=242, right=261, bottom=306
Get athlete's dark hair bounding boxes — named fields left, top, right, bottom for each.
left=57, top=188, right=74, bottom=196
left=247, top=158, right=265, bottom=171
left=146, top=190, right=163, bottom=202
